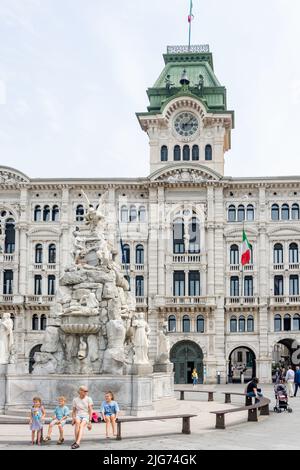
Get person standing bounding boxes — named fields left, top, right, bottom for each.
left=294, top=366, right=300, bottom=397
left=71, top=386, right=93, bottom=449
left=192, top=368, right=198, bottom=388
left=285, top=366, right=295, bottom=397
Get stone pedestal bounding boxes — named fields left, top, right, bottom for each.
left=0, top=365, right=8, bottom=413
left=153, top=363, right=173, bottom=373
left=131, top=364, right=153, bottom=376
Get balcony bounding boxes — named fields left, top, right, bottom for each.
left=273, top=264, right=284, bottom=271
left=135, top=296, right=147, bottom=305
left=25, top=295, right=55, bottom=304
left=0, top=295, right=14, bottom=303
left=121, top=264, right=145, bottom=272
left=2, top=254, right=15, bottom=263
left=289, top=263, right=300, bottom=270
left=33, top=263, right=57, bottom=271
left=270, top=296, right=300, bottom=306
left=229, top=264, right=253, bottom=272
left=226, top=296, right=258, bottom=306
left=173, top=254, right=201, bottom=263
left=165, top=296, right=207, bottom=305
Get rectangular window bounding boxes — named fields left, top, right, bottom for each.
left=244, top=276, right=253, bottom=297
left=289, top=275, right=299, bottom=296
left=274, top=276, right=284, bottom=296
left=230, top=277, right=239, bottom=297
left=3, top=270, right=13, bottom=294
left=48, top=275, right=56, bottom=296
left=173, top=271, right=185, bottom=297
left=135, top=276, right=144, bottom=297
left=34, top=275, right=42, bottom=295
left=188, top=271, right=200, bottom=296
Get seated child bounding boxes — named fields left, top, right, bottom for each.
left=100, top=391, right=120, bottom=438
left=44, top=396, right=70, bottom=445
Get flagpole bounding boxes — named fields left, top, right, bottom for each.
left=188, top=0, right=193, bottom=50
left=241, top=219, right=244, bottom=300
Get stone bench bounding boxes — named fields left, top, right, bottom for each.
left=222, top=391, right=253, bottom=406
left=115, top=414, right=196, bottom=440
left=210, top=396, right=271, bottom=430
left=175, top=389, right=215, bottom=402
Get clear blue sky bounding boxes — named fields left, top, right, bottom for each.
left=0, top=0, right=299, bottom=179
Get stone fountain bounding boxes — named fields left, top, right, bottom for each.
left=2, top=192, right=174, bottom=415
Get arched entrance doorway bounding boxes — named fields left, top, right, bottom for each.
left=170, top=341, right=203, bottom=384
left=272, top=338, right=300, bottom=371
left=29, top=344, right=42, bottom=374
left=228, top=347, right=256, bottom=383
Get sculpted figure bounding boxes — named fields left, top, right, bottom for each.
left=0, top=313, right=14, bottom=364
left=157, top=321, right=171, bottom=364
left=132, top=312, right=151, bottom=365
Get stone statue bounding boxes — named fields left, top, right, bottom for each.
left=102, top=319, right=126, bottom=375
left=0, top=313, right=14, bottom=365
left=157, top=321, right=171, bottom=364
left=132, top=312, right=151, bottom=365
left=78, top=337, right=87, bottom=360
left=165, top=74, right=174, bottom=91
left=196, top=74, right=204, bottom=96
left=32, top=352, right=57, bottom=375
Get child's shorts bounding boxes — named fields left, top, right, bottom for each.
left=50, top=418, right=67, bottom=427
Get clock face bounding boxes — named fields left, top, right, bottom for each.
left=174, top=112, right=199, bottom=138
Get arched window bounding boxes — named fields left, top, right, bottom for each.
left=29, top=344, right=42, bottom=374
left=274, top=243, right=283, bottom=264
left=76, top=205, right=84, bottom=222
left=43, top=205, right=51, bottom=222
left=274, top=314, right=282, bottom=332
left=239, top=316, right=246, bottom=332
left=197, top=315, right=205, bottom=333
left=129, top=206, right=137, bottom=222
left=228, top=205, right=236, bottom=222
left=136, top=245, right=144, bottom=264
left=138, top=206, right=146, bottom=222
left=292, top=203, right=300, bottom=220
left=293, top=314, right=300, bottom=331
left=192, top=145, right=199, bottom=161
left=173, top=218, right=185, bottom=254
left=4, top=218, right=15, bottom=253
left=205, top=144, right=212, bottom=161
left=40, top=314, right=47, bottom=331
left=48, top=244, right=56, bottom=264
left=174, top=145, right=181, bottom=161
left=281, top=204, right=290, bottom=221
left=230, top=245, right=239, bottom=265
left=168, top=315, right=176, bottom=332
left=135, top=276, right=144, bottom=297
left=34, top=205, right=42, bottom=222
left=289, top=275, right=299, bottom=296
left=34, top=275, right=42, bottom=295
left=32, top=314, right=39, bottom=331
left=271, top=204, right=279, bottom=221
left=238, top=205, right=245, bottom=222
left=230, top=316, right=237, bottom=332
left=247, top=205, right=254, bottom=221
left=121, top=206, right=129, bottom=223
left=247, top=315, right=254, bottom=332
left=52, top=205, right=59, bottom=222
left=182, top=315, right=190, bottom=333
left=284, top=314, right=291, bottom=331
left=274, top=275, right=284, bottom=296
left=230, top=277, right=239, bottom=297
left=122, top=244, right=130, bottom=264
left=289, top=243, right=299, bottom=264
left=35, top=244, right=43, bottom=264
left=183, top=145, right=190, bottom=161
left=189, top=217, right=200, bottom=254
left=161, top=145, right=168, bottom=162
left=48, top=275, right=56, bottom=295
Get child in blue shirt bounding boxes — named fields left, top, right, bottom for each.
left=100, top=391, right=120, bottom=438
left=44, top=396, right=70, bottom=444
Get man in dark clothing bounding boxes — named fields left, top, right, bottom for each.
left=246, top=378, right=263, bottom=403
left=294, top=366, right=300, bottom=397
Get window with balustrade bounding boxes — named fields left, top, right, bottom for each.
left=135, top=245, right=144, bottom=265
left=196, top=315, right=205, bottom=333
left=289, top=243, right=299, bottom=264
left=48, top=244, right=56, bottom=264
left=173, top=219, right=185, bottom=254
left=274, top=275, right=284, bottom=296
left=135, top=276, right=144, bottom=297
left=273, top=244, right=283, bottom=264
left=160, top=145, right=168, bottom=162
left=122, top=244, right=130, bottom=264
left=289, top=275, right=299, bottom=296
left=173, top=271, right=185, bottom=296
left=3, top=270, right=13, bottom=295
left=188, top=218, right=200, bottom=254
left=35, top=244, right=43, bottom=264
left=244, top=276, right=253, bottom=297
left=34, top=275, right=42, bottom=295
left=182, top=315, right=190, bottom=333
left=188, top=271, right=200, bottom=296
left=230, top=245, right=239, bottom=265
left=168, top=315, right=176, bottom=332
left=76, top=205, right=85, bottom=222
left=230, top=276, right=239, bottom=297
left=4, top=218, right=15, bottom=253
left=48, top=275, right=56, bottom=296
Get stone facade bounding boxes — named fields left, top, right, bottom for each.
left=1, top=46, right=300, bottom=384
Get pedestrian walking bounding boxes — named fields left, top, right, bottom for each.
left=285, top=366, right=295, bottom=397
left=294, top=366, right=300, bottom=397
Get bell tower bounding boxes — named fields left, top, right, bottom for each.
left=137, top=45, right=234, bottom=176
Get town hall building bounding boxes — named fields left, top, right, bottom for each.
left=1, top=45, right=300, bottom=384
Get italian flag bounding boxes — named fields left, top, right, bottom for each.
left=241, top=230, right=251, bottom=266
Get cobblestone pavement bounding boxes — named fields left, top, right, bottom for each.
left=0, top=384, right=299, bottom=450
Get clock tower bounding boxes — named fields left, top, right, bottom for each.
left=137, top=45, right=234, bottom=177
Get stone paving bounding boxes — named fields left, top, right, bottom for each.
left=0, top=384, right=299, bottom=450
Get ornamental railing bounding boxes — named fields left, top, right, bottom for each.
left=167, top=45, right=210, bottom=54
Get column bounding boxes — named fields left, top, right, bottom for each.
left=60, top=187, right=70, bottom=269
left=157, top=187, right=165, bottom=296
left=18, top=188, right=29, bottom=297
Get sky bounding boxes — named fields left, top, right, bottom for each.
left=0, top=0, right=300, bottom=179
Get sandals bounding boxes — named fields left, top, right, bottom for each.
left=43, top=436, right=51, bottom=442
left=57, top=438, right=64, bottom=445
left=71, top=443, right=80, bottom=449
